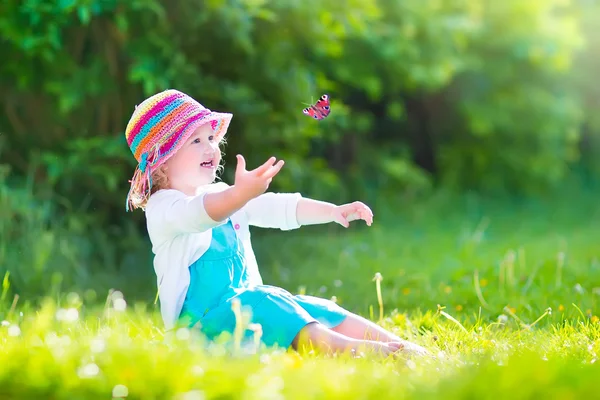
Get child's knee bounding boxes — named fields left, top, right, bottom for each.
left=296, top=321, right=352, bottom=349
left=291, top=321, right=354, bottom=352
left=291, top=321, right=321, bottom=349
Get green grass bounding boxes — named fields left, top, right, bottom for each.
left=2, top=188, right=600, bottom=399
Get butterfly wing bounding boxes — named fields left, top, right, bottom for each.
left=314, top=94, right=331, bottom=118
left=302, top=94, right=331, bottom=120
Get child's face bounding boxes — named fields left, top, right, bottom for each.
left=165, top=123, right=222, bottom=195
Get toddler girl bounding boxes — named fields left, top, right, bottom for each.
left=124, top=89, right=427, bottom=358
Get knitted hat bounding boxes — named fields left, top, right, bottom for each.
left=124, top=89, right=233, bottom=211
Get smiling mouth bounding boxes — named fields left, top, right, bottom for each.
left=200, top=160, right=214, bottom=168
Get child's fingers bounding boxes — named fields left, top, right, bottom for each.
left=263, top=160, right=285, bottom=179
left=354, top=201, right=372, bottom=215
left=345, top=212, right=360, bottom=223
left=334, top=213, right=350, bottom=228
left=344, top=204, right=373, bottom=226
left=253, top=156, right=277, bottom=176
left=361, top=208, right=373, bottom=226
left=349, top=202, right=373, bottom=225
left=358, top=204, right=373, bottom=224
left=235, top=154, right=246, bottom=173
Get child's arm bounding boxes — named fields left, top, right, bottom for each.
left=242, top=194, right=374, bottom=231
left=243, top=192, right=302, bottom=231
left=296, top=197, right=374, bottom=228
left=147, top=155, right=284, bottom=239
left=203, top=185, right=250, bottom=222
left=204, top=155, right=284, bottom=222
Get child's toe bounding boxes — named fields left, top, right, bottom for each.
left=391, top=341, right=430, bottom=357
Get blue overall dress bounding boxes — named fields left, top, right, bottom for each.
left=178, top=219, right=348, bottom=349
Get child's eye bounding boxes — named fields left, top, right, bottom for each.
left=208, top=135, right=214, bottom=142
left=192, top=138, right=201, bottom=144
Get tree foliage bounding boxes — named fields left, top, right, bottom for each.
left=0, top=0, right=598, bottom=296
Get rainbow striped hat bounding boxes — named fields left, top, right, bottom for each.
left=124, top=89, right=232, bottom=211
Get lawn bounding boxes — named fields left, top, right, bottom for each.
left=1, top=188, right=599, bottom=399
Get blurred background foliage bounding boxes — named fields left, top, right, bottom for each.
left=1, top=0, right=599, bottom=302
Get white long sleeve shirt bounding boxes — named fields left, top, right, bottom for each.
left=145, top=182, right=303, bottom=331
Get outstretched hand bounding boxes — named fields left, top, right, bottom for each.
left=330, top=201, right=374, bottom=228
left=234, top=155, right=285, bottom=200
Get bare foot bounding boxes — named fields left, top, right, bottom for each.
left=391, top=340, right=430, bottom=357
left=350, top=340, right=407, bottom=358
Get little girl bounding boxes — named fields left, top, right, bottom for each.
left=124, top=89, right=427, bottom=358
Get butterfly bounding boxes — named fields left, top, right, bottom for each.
left=302, top=94, right=331, bottom=120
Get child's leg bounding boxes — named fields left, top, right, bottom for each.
left=331, top=312, right=402, bottom=342
left=291, top=321, right=401, bottom=357
left=331, top=312, right=429, bottom=355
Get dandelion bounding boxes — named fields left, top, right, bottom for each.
left=558, top=304, right=565, bottom=312
left=56, top=308, right=79, bottom=322
left=480, top=279, right=488, bottom=287
left=372, top=273, right=384, bottom=322
left=65, top=308, right=79, bottom=322
left=56, top=309, right=66, bottom=321
left=592, top=316, right=599, bottom=324
left=90, top=338, right=106, bottom=353
left=7, top=325, right=20, bottom=337
left=112, top=384, right=129, bottom=398
left=78, top=363, right=100, bottom=379
left=436, top=304, right=468, bottom=333
left=455, top=305, right=463, bottom=312
left=231, top=298, right=243, bottom=352
left=444, top=286, right=452, bottom=294
left=402, top=288, right=411, bottom=295
left=113, top=298, right=127, bottom=312
left=473, top=269, right=490, bottom=309
left=528, top=308, right=552, bottom=329
left=248, top=323, right=263, bottom=352
left=112, top=290, right=124, bottom=300
left=173, top=390, right=205, bottom=400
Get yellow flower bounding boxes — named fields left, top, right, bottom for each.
left=444, top=286, right=452, bottom=294
left=479, top=279, right=488, bottom=288
left=393, top=313, right=407, bottom=325
left=455, top=305, right=463, bottom=311
left=402, top=288, right=411, bottom=295
left=592, top=316, right=599, bottom=324
left=558, top=304, right=565, bottom=312
left=283, top=352, right=303, bottom=369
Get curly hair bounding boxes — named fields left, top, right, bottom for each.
left=128, top=164, right=170, bottom=210
left=150, top=164, right=170, bottom=195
